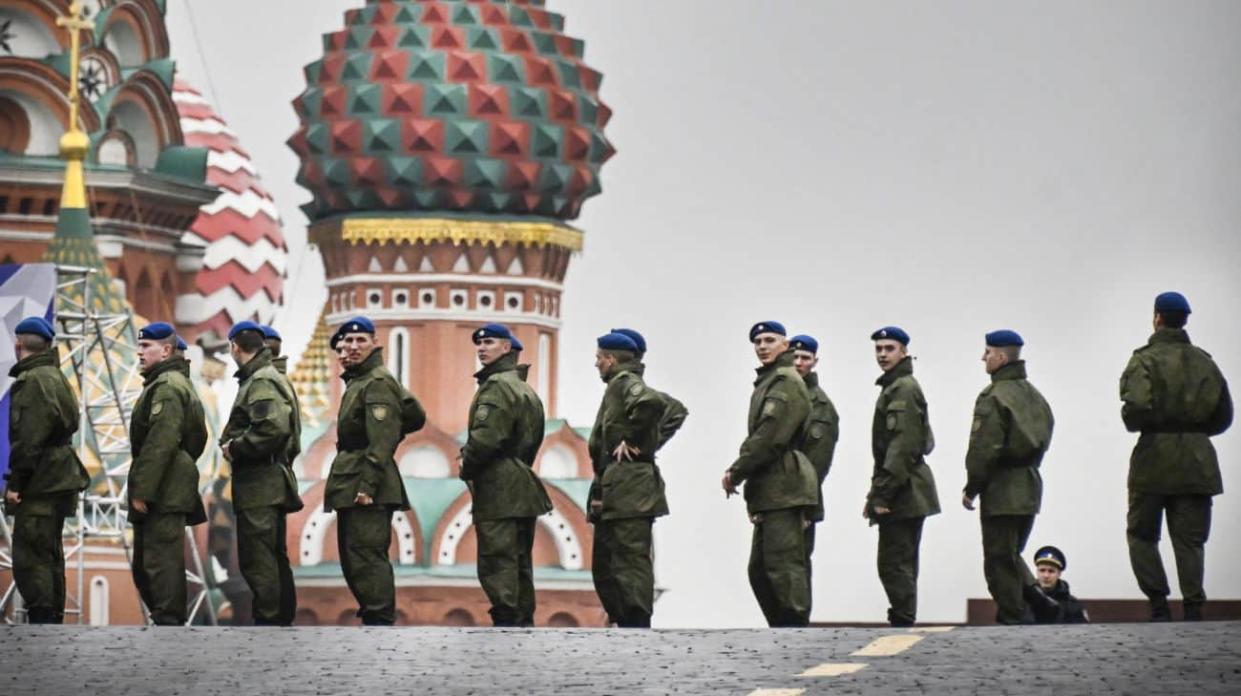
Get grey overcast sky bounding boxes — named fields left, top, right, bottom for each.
left=167, top=1, right=1241, bottom=627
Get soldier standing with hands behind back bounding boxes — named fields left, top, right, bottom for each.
left=723, top=321, right=819, bottom=627
left=865, top=326, right=939, bottom=627
left=128, top=322, right=209, bottom=626
left=1120, top=291, right=1232, bottom=621
left=961, top=330, right=1056, bottom=624
left=3, top=317, right=89, bottom=624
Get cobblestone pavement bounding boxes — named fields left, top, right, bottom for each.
left=3, top=621, right=1238, bottom=695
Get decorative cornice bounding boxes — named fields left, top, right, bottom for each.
left=329, top=217, right=584, bottom=252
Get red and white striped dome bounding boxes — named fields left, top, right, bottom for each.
left=173, top=80, right=287, bottom=340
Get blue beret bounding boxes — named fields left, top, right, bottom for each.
left=789, top=334, right=818, bottom=355
left=1154, top=291, right=1191, bottom=314
left=228, top=320, right=263, bottom=340
left=259, top=324, right=281, bottom=341
left=472, top=323, right=522, bottom=351
left=176, top=336, right=188, bottom=351
left=985, top=329, right=1024, bottom=347
left=610, top=328, right=646, bottom=354
left=1033, top=545, right=1066, bottom=571
left=14, top=317, right=55, bottom=341
left=597, top=332, right=639, bottom=353
left=329, top=329, right=345, bottom=350
left=139, top=322, right=176, bottom=341
left=871, top=326, right=910, bottom=345
left=749, top=321, right=786, bottom=342
left=340, top=316, right=376, bottom=335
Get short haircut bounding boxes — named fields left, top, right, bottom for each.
left=601, top=348, right=636, bottom=362
left=998, top=345, right=1022, bottom=362
left=231, top=329, right=266, bottom=354
left=264, top=337, right=283, bottom=357
left=17, top=334, right=51, bottom=352
left=1158, top=311, right=1188, bottom=329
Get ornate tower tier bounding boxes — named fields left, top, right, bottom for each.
left=311, top=214, right=579, bottom=432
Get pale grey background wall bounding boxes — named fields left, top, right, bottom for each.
left=166, top=0, right=1241, bottom=627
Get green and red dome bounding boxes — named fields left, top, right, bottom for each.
left=288, top=0, right=615, bottom=222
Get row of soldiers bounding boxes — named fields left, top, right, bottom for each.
left=723, top=289, right=1231, bottom=627
left=2, top=289, right=1231, bottom=626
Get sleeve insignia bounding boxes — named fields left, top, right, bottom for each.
left=886, top=414, right=898, bottom=431
left=371, top=404, right=388, bottom=421
left=762, top=399, right=779, bottom=417
left=809, top=423, right=826, bottom=439
left=629, top=383, right=644, bottom=397
left=253, top=400, right=272, bottom=419
left=152, top=401, right=164, bottom=416
left=476, top=405, right=490, bottom=422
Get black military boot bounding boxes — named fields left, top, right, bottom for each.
left=25, top=607, right=55, bottom=624
left=1183, top=603, right=1204, bottom=621
left=1023, top=584, right=1060, bottom=622
left=1149, top=597, right=1171, bottom=622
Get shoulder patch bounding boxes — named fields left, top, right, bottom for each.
left=252, top=400, right=272, bottom=419
left=151, top=401, right=164, bottom=416
left=889, top=399, right=907, bottom=410
left=476, top=404, right=490, bottom=422
left=629, top=382, right=644, bottom=397
left=371, top=404, right=388, bottom=422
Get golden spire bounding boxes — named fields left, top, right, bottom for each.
left=56, top=2, right=93, bottom=210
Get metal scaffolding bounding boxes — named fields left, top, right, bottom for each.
left=1, top=265, right=215, bottom=625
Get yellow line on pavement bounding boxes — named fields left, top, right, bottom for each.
left=909, top=626, right=955, bottom=633
left=798, top=663, right=869, bottom=677
left=747, top=689, right=806, bottom=696
left=851, top=633, right=925, bottom=656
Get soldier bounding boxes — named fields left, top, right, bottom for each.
left=2, top=317, right=89, bottom=624
left=461, top=323, right=552, bottom=627
left=220, top=321, right=303, bottom=626
left=961, top=330, right=1056, bottom=625
left=260, top=325, right=290, bottom=378
left=864, top=326, right=939, bottom=627
left=1120, top=291, right=1232, bottom=621
left=324, top=316, right=424, bottom=625
left=588, top=331, right=683, bottom=628
left=722, top=321, right=818, bottom=627
left=788, top=335, right=839, bottom=583
left=129, top=322, right=209, bottom=625
left=261, top=323, right=303, bottom=481
left=1029, top=546, right=1088, bottom=624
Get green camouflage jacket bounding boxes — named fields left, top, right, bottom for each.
left=4, top=349, right=89, bottom=512
left=220, top=350, right=303, bottom=512
left=963, top=361, right=1054, bottom=516
left=588, top=359, right=676, bottom=520
left=129, top=357, right=208, bottom=524
left=867, top=357, right=940, bottom=521
left=800, top=371, right=840, bottom=522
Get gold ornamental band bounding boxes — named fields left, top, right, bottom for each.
left=337, top=217, right=584, bottom=252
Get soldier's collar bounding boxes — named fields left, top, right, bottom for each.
left=10, top=348, right=57, bottom=376
left=141, top=355, right=186, bottom=384
left=1148, top=328, right=1190, bottom=345
left=990, top=360, right=1027, bottom=382
left=474, top=351, right=518, bottom=382
left=875, top=356, right=914, bottom=387
left=234, top=348, right=273, bottom=382
left=605, top=359, right=643, bottom=383
left=755, top=349, right=796, bottom=379
left=802, top=371, right=819, bottom=389
left=342, top=347, right=385, bottom=381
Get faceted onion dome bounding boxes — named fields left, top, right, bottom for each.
left=288, top=0, right=615, bottom=221
left=173, top=80, right=288, bottom=338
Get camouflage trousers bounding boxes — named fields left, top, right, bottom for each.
left=12, top=505, right=68, bottom=623
left=236, top=506, right=296, bottom=626
left=980, top=514, right=1036, bottom=625
left=132, top=511, right=188, bottom=626
left=592, top=517, right=655, bottom=627
left=877, top=516, right=925, bottom=626
left=337, top=506, right=395, bottom=626
left=476, top=517, right=537, bottom=627
left=1127, top=492, right=1212, bottom=606
left=748, top=508, right=811, bottom=627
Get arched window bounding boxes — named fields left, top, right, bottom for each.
left=388, top=327, right=409, bottom=386
left=443, top=608, right=475, bottom=626
left=398, top=445, right=450, bottom=479
left=547, top=611, right=579, bottom=628
left=89, top=576, right=109, bottom=626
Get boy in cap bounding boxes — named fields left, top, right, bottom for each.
left=1029, top=546, right=1088, bottom=624
left=962, top=330, right=1056, bottom=624
left=865, top=326, right=939, bottom=627
left=1120, top=291, right=1232, bottom=621
left=128, top=322, right=209, bottom=625
left=461, top=323, right=551, bottom=626
left=723, top=321, right=818, bottom=627
left=3, top=317, right=89, bottom=623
